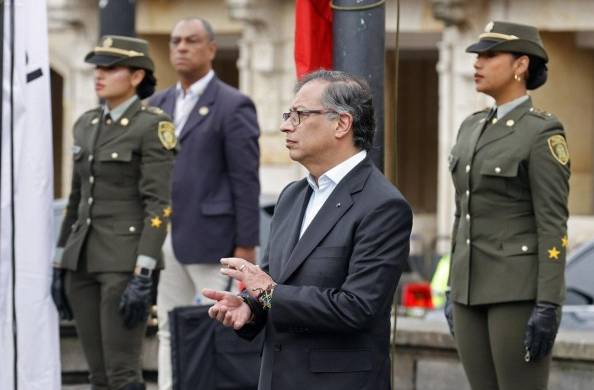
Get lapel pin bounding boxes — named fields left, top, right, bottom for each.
left=336, top=202, right=341, bottom=208
left=91, top=117, right=99, bottom=125
left=199, top=106, right=209, bottom=116
left=121, top=118, right=129, bottom=127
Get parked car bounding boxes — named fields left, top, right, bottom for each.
left=400, top=239, right=594, bottom=330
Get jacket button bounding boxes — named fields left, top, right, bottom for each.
left=88, top=154, right=94, bottom=162
left=89, top=176, right=94, bottom=184
left=86, top=218, right=91, bottom=225
left=129, top=226, right=136, bottom=233
left=466, top=238, right=470, bottom=245
left=521, top=245, right=528, bottom=252
left=465, top=214, right=470, bottom=221
left=465, top=190, right=470, bottom=197
left=494, top=167, right=502, bottom=174
left=111, top=152, right=119, bottom=159
left=465, top=164, right=471, bottom=173
left=88, top=197, right=93, bottom=205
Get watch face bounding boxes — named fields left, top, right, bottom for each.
left=139, top=267, right=152, bottom=277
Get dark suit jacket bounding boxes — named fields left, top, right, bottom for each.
left=149, top=77, right=260, bottom=263
left=449, top=97, right=570, bottom=305
left=239, top=157, right=412, bottom=390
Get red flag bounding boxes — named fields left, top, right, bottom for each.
left=294, top=0, right=333, bottom=79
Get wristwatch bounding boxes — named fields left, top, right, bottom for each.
left=254, top=283, right=276, bottom=310
left=134, top=266, right=153, bottom=278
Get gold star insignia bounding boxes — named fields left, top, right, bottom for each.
left=561, top=235, right=569, bottom=248
left=150, top=216, right=162, bottom=228
left=163, top=206, right=172, bottom=218
left=548, top=246, right=560, bottom=260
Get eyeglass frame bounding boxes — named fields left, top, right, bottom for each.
left=281, top=109, right=339, bottom=127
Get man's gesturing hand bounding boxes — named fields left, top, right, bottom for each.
left=220, top=257, right=275, bottom=299
left=202, top=288, right=252, bottom=329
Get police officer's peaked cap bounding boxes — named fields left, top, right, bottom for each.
left=466, top=21, right=548, bottom=63
left=85, top=35, right=155, bottom=72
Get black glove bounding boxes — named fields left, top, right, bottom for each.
left=51, top=268, right=73, bottom=321
left=444, top=290, right=455, bottom=337
left=523, top=302, right=560, bottom=362
left=119, top=273, right=153, bottom=329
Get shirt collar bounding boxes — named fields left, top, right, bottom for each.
left=104, top=95, right=138, bottom=122
left=175, top=70, right=215, bottom=98
left=306, top=150, right=367, bottom=190
left=496, top=94, right=529, bottom=119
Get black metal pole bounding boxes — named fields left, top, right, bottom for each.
left=99, top=0, right=136, bottom=38
left=332, top=0, right=385, bottom=172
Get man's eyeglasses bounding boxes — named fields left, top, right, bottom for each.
left=281, top=109, right=338, bottom=127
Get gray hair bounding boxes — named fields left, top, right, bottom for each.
left=295, top=70, right=375, bottom=150
left=173, top=17, right=215, bottom=42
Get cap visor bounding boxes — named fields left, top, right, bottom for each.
left=84, top=53, right=123, bottom=67
left=466, top=40, right=501, bottom=53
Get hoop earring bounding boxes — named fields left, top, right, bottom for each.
left=514, top=74, right=522, bottom=82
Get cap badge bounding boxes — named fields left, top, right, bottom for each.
left=485, top=21, right=494, bottom=33
left=102, top=37, right=113, bottom=48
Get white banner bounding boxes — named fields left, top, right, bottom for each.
left=0, top=1, right=60, bottom=389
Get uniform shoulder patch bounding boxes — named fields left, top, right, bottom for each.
left=157, top=121, right=177, bottom=150
left=547, top=134, right=569, bottom=165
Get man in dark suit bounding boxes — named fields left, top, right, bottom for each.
left=203, top=70, right=412, bottom=390
left=148, top=18, right=260, bottom=390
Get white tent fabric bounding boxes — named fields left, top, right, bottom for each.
left=0, top=1, right=60, bottom=389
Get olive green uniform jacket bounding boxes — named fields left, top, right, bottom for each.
left=449, top=97, right=570, bottom=306
left=57, top=99, right=175, bottom=272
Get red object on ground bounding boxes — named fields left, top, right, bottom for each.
left=401, top=282, right=434, bottom=309
left=294, top=0, right=333, bottom=78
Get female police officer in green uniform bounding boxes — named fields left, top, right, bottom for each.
left=50, top=36, right=176, bottom=390
left=445, top=21, right=570, bottom=390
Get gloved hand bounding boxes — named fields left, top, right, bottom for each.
left=444, top=290, right=455, bottom=337
left=119, top=273, right=153, bottom=329
left=523, top=301, right=560, bottom=362
left=51, top=268, right=73, bottom=320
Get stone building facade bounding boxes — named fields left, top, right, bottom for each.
left=48, top=0, right=594, bottom=258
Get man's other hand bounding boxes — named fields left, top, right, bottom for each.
left=220, top=257, right=274, bottom=298
left=202, top=288, right=252, bottom=329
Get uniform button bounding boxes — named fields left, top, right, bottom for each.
left=111, top=152, right=118, bottom=159
left=521, top=245, right=528, bottom=252
left=465, top=164, right=471, bottom=173
left=129, top=226, right=136, bottom=233
left=506, top=119, right=515, bottom=127
left=89, top=176, right=95, bottom=184
left=88, top=154, right=94, bottom=162
left=466, top=238, right=470, bottom=245
left=88, top=197, right=93, bottom=205
left=86, top=217, right=91, bottom=225
left=495, top=167, right=502, bottom=174
left=466, top=214, right=470, bottom=221
left=106, top=119, right=112, bottom=125
left=465, top=190, right=470, bottom=197
left=491, top=118, right=498, bottom=124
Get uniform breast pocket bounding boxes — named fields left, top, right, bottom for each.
left=96, top=149, right=138, bottom=180
left=479, top=158, right=525, bottom=198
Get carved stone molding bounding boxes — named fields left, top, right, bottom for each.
left=431, top=0, right=468, bottom=27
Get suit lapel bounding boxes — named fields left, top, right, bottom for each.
left=269, top=183, right=311, bottom=280
left=179, top=77, right=218, bottom=142
left=96, top=99, right=141, bottom=148
left=87, top=109, right=102, bottom=152
left=475, top=98, right=532, bottom=153
left=277, top=158, right=371, bottom=284
left=162, top=87, right=176, bottom=119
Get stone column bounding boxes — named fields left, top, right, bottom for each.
left=227, top=0, right=305, bottom=196
left=48, top=0, right=99, bottom=196
left=432, top=0, right=491, bottom=254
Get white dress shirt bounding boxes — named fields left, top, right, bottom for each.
left=174, top=69, right=214, bottom=135
left=299, top=150, right=367, bottom=238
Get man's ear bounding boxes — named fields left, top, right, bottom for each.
left=335, top=112, right=353, bottom=139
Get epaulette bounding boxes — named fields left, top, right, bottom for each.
left=528, top=107, right=554, bottom=120
left=471, top=108, right=490, bottom=116
left=140, top=105, right=167, bottom=116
